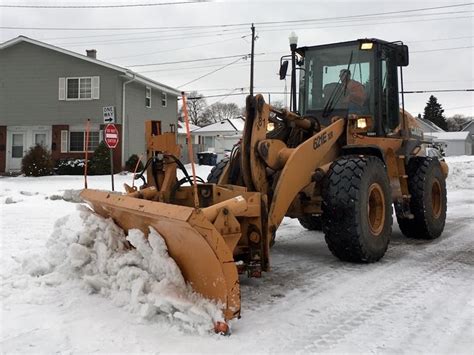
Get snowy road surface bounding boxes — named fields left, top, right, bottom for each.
left=1, top=158, right=473, bottom=353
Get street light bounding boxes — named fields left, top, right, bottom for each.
left=289, top=32, right=298, bottom=112
left=289, top=32, right=298, bottom=48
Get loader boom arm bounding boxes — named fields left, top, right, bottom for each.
left=242, top=94, right=345, bottom=251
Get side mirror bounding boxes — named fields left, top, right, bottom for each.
left=396, top=45, right=409, bottom=66
left=279, top=60, right=289, bottom=80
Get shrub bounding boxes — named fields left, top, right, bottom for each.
left=55, top=158, right=88, bottom=175
left=125, top=154, right=144, bottom=172
left=89, top=141, right=111, bottom=175
left=21, top=144, right=54, bottom=177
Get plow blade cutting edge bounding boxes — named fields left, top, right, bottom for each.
left=80, top=189, right=241, bottom=321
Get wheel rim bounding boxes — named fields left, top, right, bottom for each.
left=432, top=179, right=442, bottom=219
left=368, top=183, right=385, bottom=236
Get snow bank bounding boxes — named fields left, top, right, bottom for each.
left=23, top=205, right=224, bottom=334
left=445, top=156, right=474, bottom=190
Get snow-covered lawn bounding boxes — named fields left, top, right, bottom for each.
left=1, top=158, right=473, bottom=353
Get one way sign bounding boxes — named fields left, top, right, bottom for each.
left=103, top=106, right=115, bottom=123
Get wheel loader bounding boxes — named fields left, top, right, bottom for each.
left=80, top=38, right=448, bottom=330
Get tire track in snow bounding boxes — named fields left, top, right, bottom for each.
left=300, top=244, right=473, bottom=353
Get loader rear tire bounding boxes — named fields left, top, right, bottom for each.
left=207, top=157, right=230, bottom=184
left=298, top=215, right=322, bottom=231
left=322, top=156, right=392, bottom=263
left=396, top=157, right=446, bottom=240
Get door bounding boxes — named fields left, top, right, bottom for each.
left=7, top=131, right=26, bottom=171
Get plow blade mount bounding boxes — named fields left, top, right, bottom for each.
left=80, top=189, right=240, bottom=321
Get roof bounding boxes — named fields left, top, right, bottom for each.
left=193, top=117, right=245, bottom=134
left=415, top=116, right=445, bottom=133
left=177, top=121, right=200, bottom=135
left=424, top=131, right=471, bottom=141
left=0, top=36, right=180, bottom=96
left=461, top=120, right=473, bottom=132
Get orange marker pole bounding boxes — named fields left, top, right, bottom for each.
left=84, top=119, right=91, bottom=189
left=181, top=92, right=199, bottom=209
left=131, top=154, right=144, bottom=189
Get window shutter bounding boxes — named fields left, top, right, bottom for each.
left=92, top=76, right=100, bottom=99
left=99, top=129, right=104, bottom=142
left=60, top=130, right=68, bottom=153
left=58, top=77, right=66, bottom=100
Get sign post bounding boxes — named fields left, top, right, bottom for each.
left=104, top=123, right=119, bottom=191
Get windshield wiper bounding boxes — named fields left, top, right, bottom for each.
left=322, top=50, right=354, bottom=118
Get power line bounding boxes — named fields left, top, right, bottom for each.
left=0, top=0, right=209, bottom=8
left=187, top=88, right=474, bottom=100
left=412, top=46, right=474, bottom=53
left=403, top=89, right=473, bottom=93
left=2, top=2, right=472, bottom=30
left=127, top=53, right=255, bottom=67
left=104, top=35, right=250, bottom=61
left=178, top=56, right=248, bottom=88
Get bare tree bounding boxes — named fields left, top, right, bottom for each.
left=202, top=102, right=241, bottom=123
left=178, top=91, right=209, bottom=126
left=447, top=114, right=471, bottom=131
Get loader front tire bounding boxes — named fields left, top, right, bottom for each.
left=396, top=157, right=446, bottom=240
left=207, top=157, right=230, bottom=184
left=298, top=215, right=322, bottom=231
left=322, top=156, right=392, bottom=263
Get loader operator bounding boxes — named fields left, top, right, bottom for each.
left=339, top=69, right=367, bottom=114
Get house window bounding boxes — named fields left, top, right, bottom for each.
left=146, top=87, right=151, bottom=108
left=161, top=92, right=167, bottom=107
left=67, top=77, right=92, bottom=100
left=69, top=131, right=101, bottom=152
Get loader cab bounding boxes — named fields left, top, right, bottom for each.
left=297, top=39, right=409, bottom=137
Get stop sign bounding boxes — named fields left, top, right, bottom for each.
left=104, top=124, right=119, bottom=149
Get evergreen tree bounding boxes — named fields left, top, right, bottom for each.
left=89, top=141, right=111, bottom=175
left=423, top=95, right=447, bottom=130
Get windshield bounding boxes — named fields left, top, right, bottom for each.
left=303, top=44, right=374, bottom=117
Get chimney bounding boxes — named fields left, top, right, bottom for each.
left=86, top=49, right=97, bottom=59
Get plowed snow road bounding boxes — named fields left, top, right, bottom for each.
left=1, top=162, right=473, bottom=353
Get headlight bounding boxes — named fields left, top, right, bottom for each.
left=267, top=122, right=275, bottom=131
left=356, top=118, right=367, bottom=129
left=360, top=42, right=373, bottom=50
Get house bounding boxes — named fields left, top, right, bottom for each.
left=192, top=117, right=245, bottom=161
left=0, top=36, right=180, bottom=173
left=424, top=131, right=472, bottom=156
left=414, top=115, right=445, bottom=134
left=176, top=121, right=200, bottom=164
left=461, top=120, right=474, bottom=154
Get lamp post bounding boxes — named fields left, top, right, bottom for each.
left=289, top=31, right=298, bottom=112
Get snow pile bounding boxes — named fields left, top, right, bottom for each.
left=445, top=156, right=474, bottom=190
left=28, top=205, right=224, bottom=334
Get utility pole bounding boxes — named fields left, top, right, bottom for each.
left=249, top=23, right=255, bottom=96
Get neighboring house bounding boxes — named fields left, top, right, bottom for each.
left=424, top=131, right=472, bottom=156
left=0, top=36, right=180, bottom=173
left=193, top=117, right=245, bottom=161
left=177, top=121, right=200, bottom=164
left=461, top=120, right=474, bottom=154
left=414, top=115, right=445, bottom=134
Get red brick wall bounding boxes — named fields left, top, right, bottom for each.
left=0, top=126, right=6, bottom=173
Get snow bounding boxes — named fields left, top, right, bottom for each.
left=425, top=131, right=471, bottom=141
left=1, top=159, right=473, bottom=353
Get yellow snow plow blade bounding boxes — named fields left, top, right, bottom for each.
left=80, top=187, right=262, bottom=321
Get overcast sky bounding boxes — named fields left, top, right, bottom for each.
left=1, top=0, right=473, bottom=117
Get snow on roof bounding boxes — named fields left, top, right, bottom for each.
left=177, top=121, right=200, bottom=134
left=424, top=131, right=471, bottom=141
left=193, top=117, right=245, bottom=134
left=415, top=116, right=445, bottom=132
left=0, top=36, right=180, bottom=96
